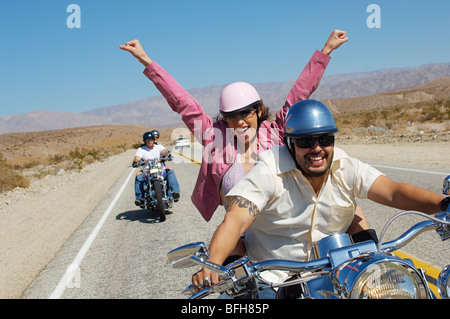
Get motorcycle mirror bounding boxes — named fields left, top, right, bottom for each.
left=167, top=242, right=209, bottom=268
left=443, top=175, right=450, bottom=195
left=438, top=265, right=450, bottom=299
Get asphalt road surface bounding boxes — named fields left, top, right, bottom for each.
left=22, top=144, right=449, bottom=299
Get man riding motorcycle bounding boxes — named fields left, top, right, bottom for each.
left=192, top=99, right=448, bottom=296
left=133, top=131, right=180, bottom=206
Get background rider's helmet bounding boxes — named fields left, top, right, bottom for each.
left=142, top=131, right=155, bottom=142
left=444, top=175, right=450, bottom=195
left=150, top=129, right=160, bottom=138
left=219, top=82, right=261, bottom=114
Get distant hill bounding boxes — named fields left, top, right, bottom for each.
left=322, top=76, right=450, bottom=114
left=0, top=124, right=170, bottom=166
left=1, top=62, right=449, bottom=134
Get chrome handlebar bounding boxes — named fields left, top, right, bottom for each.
left=378, top=211, right=450, bottom=252
left=170, top=211, right=450, bottom=299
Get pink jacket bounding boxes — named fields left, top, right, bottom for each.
left=144, top=50, right=330, bottom=221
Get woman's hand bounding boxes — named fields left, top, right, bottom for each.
left=120, top=39, right=153, bottom=67
left=321, top=29, right=349, bottom=55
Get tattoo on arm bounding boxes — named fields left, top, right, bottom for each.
left=228, top=196, right=260, bottom=218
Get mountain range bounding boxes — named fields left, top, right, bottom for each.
left=1, top=62, right=450, bottom=134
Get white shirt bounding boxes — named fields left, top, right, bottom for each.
left=225, top=145, right=383, bottom=262
left=135, top=144, right=166, bottom=163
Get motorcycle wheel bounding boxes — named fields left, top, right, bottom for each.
left=152, top=180, right=166, bottom=221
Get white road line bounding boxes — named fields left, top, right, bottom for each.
left=371, top=164, right=448, bottom=176
left=49, top=168, right=136, bottom=299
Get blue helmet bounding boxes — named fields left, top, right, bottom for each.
left=284, top=100, right=338, bottom=138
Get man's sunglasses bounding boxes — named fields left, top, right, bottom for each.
left=293, top=134, right=335, bottom=149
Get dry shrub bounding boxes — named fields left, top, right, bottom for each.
left=0, top=153, right=30, bottom=193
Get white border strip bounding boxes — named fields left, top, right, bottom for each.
left=49, top=168, right=136, bottom=299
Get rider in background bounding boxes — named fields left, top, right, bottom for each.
left=133, top=131, right=180, bottom=206
left=151, top=129, right=160, bottom=144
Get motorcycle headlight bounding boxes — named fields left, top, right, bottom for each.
left=334, top=254, right=428, bottom=299
left=149, top=168, right=159, bottom=174
left=351, top=262, right=425, bottom=299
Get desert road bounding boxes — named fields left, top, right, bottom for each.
left=21, top=143, right=449, bottom=299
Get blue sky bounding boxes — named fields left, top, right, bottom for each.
left=1, top=0, right=449, bottom=117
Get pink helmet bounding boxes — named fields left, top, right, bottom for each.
left=219, top=82, right=261, bottom=114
